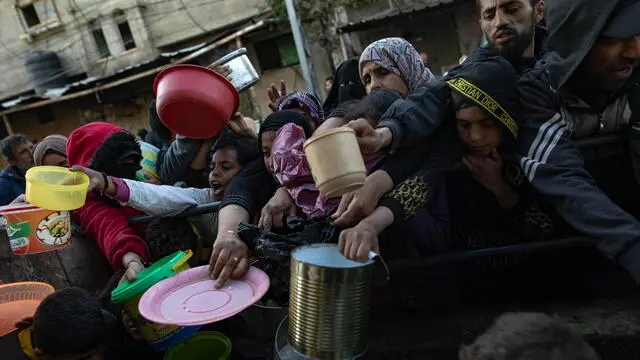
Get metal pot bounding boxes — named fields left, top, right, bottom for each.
left=212, top=48, right=259, bottom=93
left=287, top=244, right=389, bottom=359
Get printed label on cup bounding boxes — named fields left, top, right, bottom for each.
left=3, top=209, right=72, bottom=255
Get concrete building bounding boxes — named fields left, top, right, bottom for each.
left=337, top=0, right=483, bottom=75
left=0, top=0, right=334, bottom=140
left=0, top=0, right=484, bottom=142
left=0, top=0, right=268, bottom=99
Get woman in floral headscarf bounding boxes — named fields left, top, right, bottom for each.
left=359, top=37, right=435, bottom=95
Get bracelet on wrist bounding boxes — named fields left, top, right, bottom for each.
left=125, top=258, right=145, bottom=269
left=100, top=172, right=109, bottom=191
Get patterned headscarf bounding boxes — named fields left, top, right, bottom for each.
left=359, top=37, right=435, bottom=93
left=276, top=91, right=324, bottom=127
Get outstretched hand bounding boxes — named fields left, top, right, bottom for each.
left=209, top=230, right=249, bottom=288
left=332, top=171, right=393, bottom=227
left=70, top=165, right=109, bottom=192
left=345, top=119, right=393, bottom=154
left=119, top=252, right=146, bottom=285
left=209, top=64, right=233, bottom=82
left=267, top=81, right=288, bottom=112
left=229, top=112, right=256, bottom=137
left=339, top=221, right=380, bottom=263
left=259, top=187, right=296, bottom=232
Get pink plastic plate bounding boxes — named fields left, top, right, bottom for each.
left=138, top=265, right=269, bottom=326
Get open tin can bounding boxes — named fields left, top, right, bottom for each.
left=214, top=48, right=259, bottom=93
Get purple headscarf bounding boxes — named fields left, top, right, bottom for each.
left=359, top=37, right=435, bottom=93
left=276, top=91, right=324, bottom=127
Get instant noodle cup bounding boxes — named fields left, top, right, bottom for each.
left=303, top=128, right=367, bottom=198
left=26, top=166, right=90, bottom=211
left=0, top=204, right=72, bottom=255
left=0, top=282, right=55, bottom=336
left=111, top=250, right=198, bottom=351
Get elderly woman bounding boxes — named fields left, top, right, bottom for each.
left=359, top=37, right=435, bottom=96
left=34, top=135, right=67, bottom=167
left=331, top=38, right=448, bottom=226
left=318, top=39, right=436, bottom=134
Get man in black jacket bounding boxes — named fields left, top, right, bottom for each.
left=518, top=0, right=640, bottom=282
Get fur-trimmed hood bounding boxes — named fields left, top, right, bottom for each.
left=66, top=122, right=141, bottom=170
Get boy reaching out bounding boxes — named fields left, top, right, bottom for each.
left=72, top=130, right=260, bottom=288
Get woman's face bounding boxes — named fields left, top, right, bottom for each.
left=456, top=106, right=503, bottom=156
left=261, top=131, right=277, bottom=173
left=361, top=61, right=409, bottom=95
left=41, top=152, right=67, bottom=167
left=208, top=147, right=242, bottom=201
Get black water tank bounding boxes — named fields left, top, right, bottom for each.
left=23, top=51, right=68, bottom=94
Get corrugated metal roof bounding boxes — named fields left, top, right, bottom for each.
left=0, top=43, right=208, bottom=110
left=338, top=0, right=459, bottom=33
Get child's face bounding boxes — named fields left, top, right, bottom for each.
left=209, top=148, right=242, bottom=200
left=456, top=105, right=503, bottom=156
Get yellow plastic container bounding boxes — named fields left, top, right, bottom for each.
left=26, top=166, right=90, bottom=211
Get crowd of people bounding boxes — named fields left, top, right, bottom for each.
left=1, top=0, right=639, bottom=358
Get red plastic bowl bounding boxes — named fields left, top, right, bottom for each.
left=153, top=65, right=240, bottom=139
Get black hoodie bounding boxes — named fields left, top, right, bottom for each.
left=375, top=22, right=546, bottom=183
left=518, top=0, right=640, bottom=283
left=380, top=57, right=567, bottom=246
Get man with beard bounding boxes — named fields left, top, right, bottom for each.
left=518, top=0, right=640, bottom=283
left=467, top=0, right=545, bottom=74
left=66, top=122, right=150, bottom=283
left=0, top=135, right=34, bottom=205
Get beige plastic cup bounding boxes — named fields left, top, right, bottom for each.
left=303, top=128, right=366, bottom=198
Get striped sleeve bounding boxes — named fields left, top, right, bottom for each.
left=518, top=67, right=640, bottom=283
left=519, top=113, right=567, bottom=182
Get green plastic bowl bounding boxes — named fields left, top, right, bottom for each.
left=164, top=331, right=232, bottom=360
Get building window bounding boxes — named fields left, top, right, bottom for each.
left=20, top=5, right=40, bottom=27
left=19, top=0, right=57, bottom=29
left=254, top=34, right=300, bottom=71
left=114, top=9, right=136, bottom=51
left=89, top=21, right=110, bottom=59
